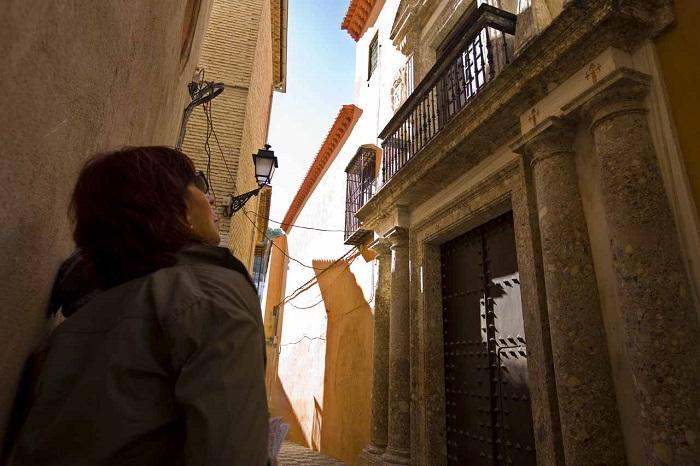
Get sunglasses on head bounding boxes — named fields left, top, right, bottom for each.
left=193, top=171, right=210, bottom=194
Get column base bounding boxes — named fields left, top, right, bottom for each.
left=358, top=444, right=385, bottom=466
left=381, top=447, right=410, bottom=465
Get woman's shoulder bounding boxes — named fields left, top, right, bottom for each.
left=151, top=261, right=260, bottom=318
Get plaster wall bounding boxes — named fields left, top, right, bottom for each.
left=354, top=0, right=408, bottom=148
left=315, top=259, right=374, bottom=466
left=655, top=0, right=700, bottom=218
left=0, top=0, right=212, bottom=451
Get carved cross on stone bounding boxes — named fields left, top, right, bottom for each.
left=528, top=107, right=540, bottom=127
left=586, top=62, right=602, bottom=83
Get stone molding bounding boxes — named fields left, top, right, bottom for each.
left=390, top=0, right=438, bottom=49
left=409, top=168, right=518, bottom=465
left=410, top=160, right=519, bottom=236
left=512, top=116, right=577, bottom=168
left=386, top=226, right=408, bottom=249
left=580, top=74, right=651, bottom=131
left=368, top=237, right=393, bottom=257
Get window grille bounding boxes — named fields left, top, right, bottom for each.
left=344, top=146, right=377, bottom=245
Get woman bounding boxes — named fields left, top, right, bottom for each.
left=11, top=146, right=269, bottom=466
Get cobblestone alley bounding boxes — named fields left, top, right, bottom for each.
left=276, top=441, right=347, bottom=466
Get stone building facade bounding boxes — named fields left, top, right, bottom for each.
left=0, top=0, right=216, bottom=455
left=346, top=0, right=700, bottom=465
left=182, top=0, right=287, bottom=268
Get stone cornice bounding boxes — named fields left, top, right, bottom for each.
left=411, top=160, right=519, bottom=239
left=390, top=0, right=438, bottom=49
left=356, top=0, right=670, bottom=231
left=511, top=117, right=577, bottom=165
left=368, top=237, right=392, bottom=256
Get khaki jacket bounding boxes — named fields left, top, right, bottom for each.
left=11, top=245, right=269, bottom=466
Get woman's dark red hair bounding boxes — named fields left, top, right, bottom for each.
left=70, top=146, right=200, bottom=288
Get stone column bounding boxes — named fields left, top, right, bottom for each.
left=381, top=227, right=411, bottom=465
left=520, top=118, right=626, bottom=464
left=583, top=74, right=700, bottom=465
left=359, top=238, right=392, bottom=466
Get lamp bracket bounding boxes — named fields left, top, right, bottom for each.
left=223, top=186, right=264, bottom=217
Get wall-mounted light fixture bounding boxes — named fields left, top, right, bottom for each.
left=176, top=68, right=224, bottom=150
left=223, top=144, right=279, bottom=217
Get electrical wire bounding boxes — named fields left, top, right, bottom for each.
left=277, top=252, right=377, bottom=349
left=207, top=102, right=236, bottom=186
left=287, top=291, right=325, bottom=310
left=279, top=334, right=327, bottom=347
left=241, top=209, right=340, bottom=271
left=244, top=211, right=347, bottom=233
left=198, top=72, right=217, bottom=199
left=279, top=249, right=359, bottom=306
left=288, top=299, right=325, bottom=310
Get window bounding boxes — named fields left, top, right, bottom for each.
left=344, top=146, right=378, bottom=245
left=368, top=32, right=379, bottom=80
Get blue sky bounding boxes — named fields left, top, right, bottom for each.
left=267, top=0, right=356, bottom=222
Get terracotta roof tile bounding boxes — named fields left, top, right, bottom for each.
left=341, top=0, right=378, bottom=41
left=281, top=104, right=362, bottom=233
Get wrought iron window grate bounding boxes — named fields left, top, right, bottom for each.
left=344, top=146, right=377, bottom=245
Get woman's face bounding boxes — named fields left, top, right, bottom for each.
left=184, top=184, right=220, bottom=246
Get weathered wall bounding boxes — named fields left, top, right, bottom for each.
left=182, top=0, right=275, bottom=267
left=655, top=0, right=700, bottom=216
left=0, top=0, right=212, bottom=451
left=315, top=260, right=373, bottom=466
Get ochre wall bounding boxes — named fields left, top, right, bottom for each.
left=232, top=0, right=275, bottom=268
left=0, top=0, right=212, bottom=452
left=315, top=260, right=373, bottom=466
left=655, top=0, right=700, bottom=216
left=182, top=0, right=275, bottom=268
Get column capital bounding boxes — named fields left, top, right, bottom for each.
left=369, top=237, right=393, bottom=257
left=386, top=227, right=408, bottom=249
left=512, top=117, right=576, bottom=167
left=573, top=68, right=651, bottom=130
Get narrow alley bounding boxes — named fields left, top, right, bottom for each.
left=2, top=0, right=700, bottom=465
left=277, top=442, right=348, bottom=466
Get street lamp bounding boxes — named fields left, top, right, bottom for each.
left=223, top=144, right=279, bottom=217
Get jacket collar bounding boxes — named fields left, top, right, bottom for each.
left=175, top=244, right=255, bottom=288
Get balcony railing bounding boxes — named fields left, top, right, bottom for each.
left=345, top=146, right=377, bottom=245
left=379, top=4, right=517, bottom=183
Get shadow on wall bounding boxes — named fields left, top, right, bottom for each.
left=270, top=375, right=308, bottom=448
left=313, top=259, right=373, bottom=466
left=312, top=397, right=323, bottom=451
